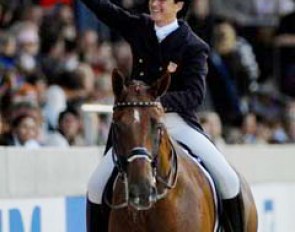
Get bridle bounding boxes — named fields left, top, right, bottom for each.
left=104, top=100, right=178, bottom=210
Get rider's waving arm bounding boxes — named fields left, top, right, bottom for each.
left=80, top=0, right=140, bottom=37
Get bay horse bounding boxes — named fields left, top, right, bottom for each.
left=105, top=69, right=258, bottom=232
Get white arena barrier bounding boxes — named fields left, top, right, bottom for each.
left=0, top=145, right=294, bottom=232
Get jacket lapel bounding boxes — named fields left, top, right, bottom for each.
left=160, top=20, right=188, bottom=62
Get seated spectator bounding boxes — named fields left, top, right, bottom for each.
left=0, top=112, right=41, bottom=148
left=199, top=111, right=226, bottom=148
left=76, top=63, right=95, bottom=99
left=241, top=113, right=258, bottom=144
left=269, top=120, right=289, bottom=144
left=11, top=21, right=40, bottom=73
left=43, top=70, right=87, bottom=130
left=45, top=108, right=84, bottom=146
left=208, top=21, right=259, bottom=126
left=250, top=84, right=286, bottom=123
left=256, top=120, right=273, bottom=144
left=26, top=70, right=48, bottom=107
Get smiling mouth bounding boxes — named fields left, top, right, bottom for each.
left=151, top=10, right=161, bottom=14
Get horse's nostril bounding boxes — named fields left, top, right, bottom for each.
left=129, top=183, right=156, bottom=203
left=129, top=184, right=140, bottom=199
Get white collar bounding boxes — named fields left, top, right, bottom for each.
left=154, top=20, right=179, bottom=42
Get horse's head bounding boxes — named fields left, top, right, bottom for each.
left=111, top=69, right=171, bottom=210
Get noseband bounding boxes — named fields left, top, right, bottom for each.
left=104, top=100, right=178, bottom=209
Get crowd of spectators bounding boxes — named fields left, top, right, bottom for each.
left=0, top=0, right=294, bottom=148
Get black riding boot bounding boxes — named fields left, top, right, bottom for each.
left=222, top=193, right=244, bottom=232
left=86, top=198, right=110, bottom=232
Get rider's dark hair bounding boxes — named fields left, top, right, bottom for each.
left=174, top=0, right=191, bottom=19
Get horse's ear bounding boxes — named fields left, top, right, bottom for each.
left=112, top=69, right=126, bottom=98
left=150, top=73, right=171, bottom=98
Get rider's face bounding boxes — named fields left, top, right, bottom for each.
left=149, top=0, right=183, bottom=27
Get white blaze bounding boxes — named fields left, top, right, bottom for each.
left=134, top=110, right=140, bottom=123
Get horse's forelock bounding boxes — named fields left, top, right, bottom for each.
left=125, top=80, right=153, bottom=98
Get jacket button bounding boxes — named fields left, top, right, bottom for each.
left=139, top=59, right=143, bottom=63
left=140, top=72, right=144, bottom=76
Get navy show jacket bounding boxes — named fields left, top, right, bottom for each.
left=81, top=0, right=210, bottom=125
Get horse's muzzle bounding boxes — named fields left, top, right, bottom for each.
left=128, top=183, right=157, bottom=210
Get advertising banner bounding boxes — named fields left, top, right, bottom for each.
left=0, top=196, right=85, bottom=232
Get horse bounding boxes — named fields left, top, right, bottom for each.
left=105, top=69, right=258, bottom=232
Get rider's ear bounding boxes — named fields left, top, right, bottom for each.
left=150, top=72, right=171, bottom=98
left=112, top=69, right=127, bottom=98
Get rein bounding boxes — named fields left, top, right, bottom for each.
left=104, top=100, right=178, bottom=210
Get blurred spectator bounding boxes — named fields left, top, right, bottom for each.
left=286, top=100, right=295, bottom=142
left=21, top=5, right=44, bottom=26
left=112, top=41, right=132, bottom=77
left=275, top=9, right=295, bottom=97
left=211, top=0, right=294, bottom=26
left=0, top=68, right=32, bottom=112
left=94, top=42, right=116, bottom=74
left=91, top=73, right=113, bottom=144
left=0, top=66, right=41, bottom=108
left=0, top=32, right=17, bottom=69
left=199, top=111, right=226, bottom=148
left=256, top=120, right=273, bottom=144
left=45, top=108, right=84, bottom=146
left=96, top=113, right=112, bottom=145
left=240, top=112, right=289, bottom=144
left=10, top=21, right=40, bottom=73
left=187, top=0, right=214, bottom=45
left=0, top=2, right=15, bottom=28
left=269, top=120, right=289, bottom=144
left=250, top=84, right=286, bottom=123
left=57, top=4, right=77, bottom=42
left=208, top=21, right=259, bottom=126
left=39, top=12, right=65, bottom=83
left=0, top=1, right=294, bottom=146
left=78, top=29, right=100, bottom=64
left=63, top=39, right=79, bottom=71
left=26, top=70, right=48, bottom=107
left=225, top=127, right=243, bottom=144
left=251, top=26, right=276, bottom=83
left=241, top=113, right=259, bottom=144
left=76, top=63, right=95, bottom=98
left=92, top=72, right=113, bottom=104
left=0, top=112, right=41, bottom=148
left=43, top=70, right=86, bottom=130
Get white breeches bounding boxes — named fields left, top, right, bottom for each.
left=87, top=113, right=240, bottom=204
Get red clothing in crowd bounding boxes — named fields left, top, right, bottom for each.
left=39, top=0, right=73, bottom=7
